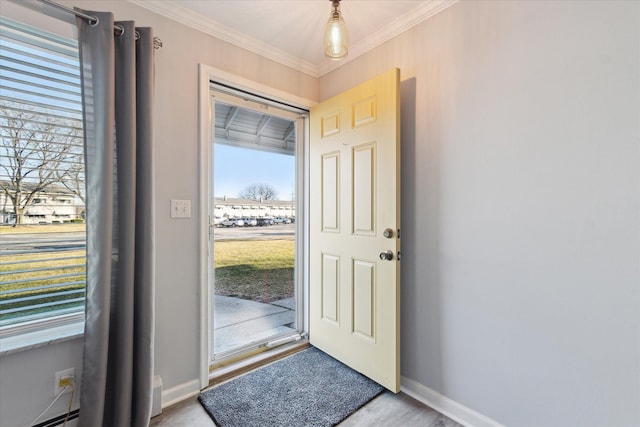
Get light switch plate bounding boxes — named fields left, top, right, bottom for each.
left=171, top=199, right=191, bottom=218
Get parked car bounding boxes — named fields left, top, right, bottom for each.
left=257, top=217, right=274, bottom=226
left=220, top=218, right=244, bottom=227
left=243, top=217, right=258, bottom=227
left=273, top=217, right=289, bottom=224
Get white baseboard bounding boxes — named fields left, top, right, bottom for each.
left=401, top=376, right=505, bottom=427
left=161, top=379, right=201, bottom=409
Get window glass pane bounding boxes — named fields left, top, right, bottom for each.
left=0, top=17, right=85, bottom=328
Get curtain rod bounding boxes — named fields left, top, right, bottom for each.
left=37, top=0, right=164, bottom=48
left=39, top=0, right=125, bottom=35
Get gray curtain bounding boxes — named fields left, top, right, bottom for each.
left=76, top=10, right=155, bottom=427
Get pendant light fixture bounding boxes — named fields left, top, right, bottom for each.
left=323, top=0, right=348, bottom=60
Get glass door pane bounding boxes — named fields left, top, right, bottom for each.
left=211, top=98, right=300, bottom=358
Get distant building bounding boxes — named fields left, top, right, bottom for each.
left=0, top=182, right=84, bottom=225
left=213, top=196, right=295, bottom=225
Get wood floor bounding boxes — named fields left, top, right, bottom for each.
left=151, top=344, right=462, bottom=427
left=150, top=390, right=463, bottom=427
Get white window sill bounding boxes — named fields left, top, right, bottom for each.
left=0, top=320, right=84, bottom=357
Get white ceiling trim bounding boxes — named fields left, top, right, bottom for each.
left=128, top=0, right=319, bottom=77
left=128, top=0, right=457, bottom=78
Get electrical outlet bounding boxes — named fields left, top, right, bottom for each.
left=55, top=368, right=75, bottom=395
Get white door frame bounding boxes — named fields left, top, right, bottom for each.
left=197, top=64, right=314, bottom=388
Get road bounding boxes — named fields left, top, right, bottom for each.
left=0, top=223, right=295, bottom=254
left=213, top=223, right=295, bottom=241
left=0, top=231, right=86, bottom=254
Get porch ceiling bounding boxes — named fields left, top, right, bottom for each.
left=214, top=103, right=296, bottom=156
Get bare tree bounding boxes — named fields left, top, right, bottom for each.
left=0, top=100, right=84, bottom=224
left=239, top=183, right=278, bottom=201
left=56, top=159, right=85, bottom=205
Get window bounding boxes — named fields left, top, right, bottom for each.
left=0, top=17, right=85, bottom=332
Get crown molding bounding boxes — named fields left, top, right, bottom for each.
left=128, top=0, right=457, bottom=78
left=128, top=0, right=320, bottom=77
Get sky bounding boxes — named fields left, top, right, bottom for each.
left=213, top=144, right=295, bottom=201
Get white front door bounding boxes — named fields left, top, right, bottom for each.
left=309, top=68, right=401, bottom=392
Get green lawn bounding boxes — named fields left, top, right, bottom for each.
left=214, top=239, right=295, bottom=302
left=0, top=250, right=86, bottom=321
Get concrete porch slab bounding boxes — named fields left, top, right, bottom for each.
left=213, top=295, right=296, bottom=355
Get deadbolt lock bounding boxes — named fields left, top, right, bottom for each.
left=383, top=228, right=394, bottom=238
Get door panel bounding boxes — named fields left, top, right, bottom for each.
left=321, top=152, right=340, bottom=232
left=352, top=259, right=375, bottom=340
left=352, top=142, right=376, bottom=235
left=321, top=253, right=340, bottom=324
left=310, top=68, right=400, bottom=392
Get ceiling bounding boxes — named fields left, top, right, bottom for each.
left=129, top=0, right=456, bottom=77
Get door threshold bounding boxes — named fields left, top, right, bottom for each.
left=208, top=339, right=310, bottom=387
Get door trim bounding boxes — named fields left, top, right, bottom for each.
left=197, top=64, right=314, bottom=388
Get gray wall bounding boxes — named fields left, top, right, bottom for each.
left=320, top=1, right=640, bottom=426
